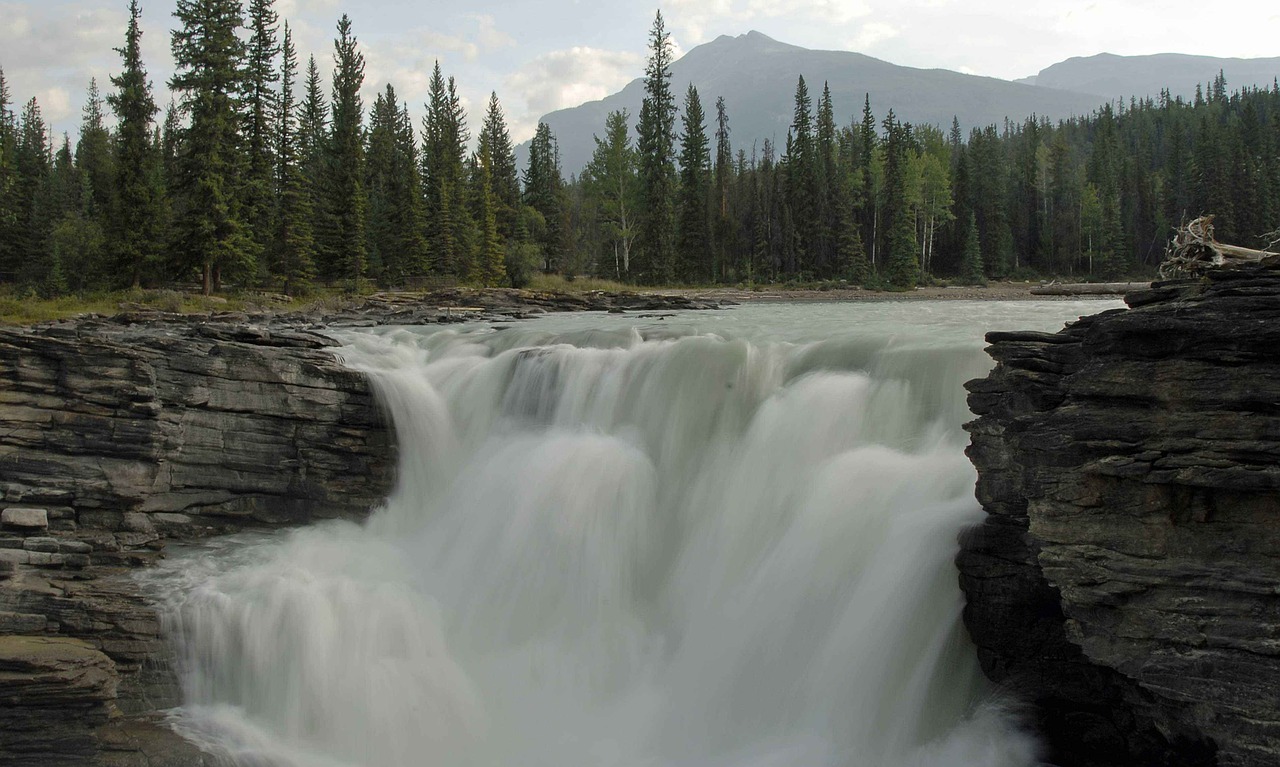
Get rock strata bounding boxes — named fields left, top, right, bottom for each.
left=0, top=316, right=395, bottom=765
left=0, top=319, right=392, bottom=534
left=961, top=266, right=1280, bottom=766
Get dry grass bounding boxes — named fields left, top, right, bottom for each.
left=0, top=287, right=359, bottom=326
left=526, top=274, right=637, bottom=294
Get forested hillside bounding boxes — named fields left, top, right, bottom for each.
left=1, top=6, right=1277, bottom=297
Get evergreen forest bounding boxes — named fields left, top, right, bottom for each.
left=2, top=6, right=1278, bottom=298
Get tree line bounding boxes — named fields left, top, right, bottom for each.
left=1, top=7, right=1278, bottom=297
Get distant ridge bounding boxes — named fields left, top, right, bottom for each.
left=1017, top=52, right=1280, bottom=101
left=524, top=32, right=1105, bottom=176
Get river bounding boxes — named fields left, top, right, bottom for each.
left=144, top=299, right=1117, bottom=767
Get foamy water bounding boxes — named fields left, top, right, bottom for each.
left=146, top=300, right=1114, bottom=767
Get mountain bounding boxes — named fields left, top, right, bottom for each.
left=1017, top=52, right=1280, bottom=101
left=523, top=31, right=1105, bottom=177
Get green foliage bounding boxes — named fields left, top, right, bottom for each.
left=6, top=12, right=1280, bottom=299
left=322, top=14, right=368, bottom=288
left=169, top=0, right=253, bottom=294
left=634, top=10, right=677, bottom=285
left=422, top=63, right=474, bottom=280
left=583, top=109, right=638, bottom=280
left=523, top=122, right=565, bottom=273
left=274, top=24, right=315, bottom=295
left=959, top=212, right=985, bottom=285
left=470, top=152, right=506, bottom=287
left=675, top=85, right=710, bottom=283
left=108, top=0, right=162, bottom=288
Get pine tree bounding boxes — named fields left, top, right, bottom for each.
left=785, top=75, right=816, bottom=275
left=243, top=0, right=280, bottom=264
left=109, top=0, right=162, bottom=288
left=858, top=94, right=879, bottom=267
left=365, top=84, right=427, bottom=285
left=422, top=62, right=473, bottom=279
left=170, top=0, right=253, bottom=294
left=274, top=22, right=314, bottom=294
left=523, top=122, right=565, bottom=273
left=0, top=66, right=16, bottom=283
left=814, top=82, right=837, bottom=276
left=634, top=10, right=677, bottom=284
left=881, top=110, right=919, bottom=289
left=13, top=98, right=53, bottom=288
left=477, top=92, right=519, bottom=242
left=676, top=84, right=711, bottom=282
left=471, top=149, right=506, bottom=287
left=324, top=13, right=368, bottom=287
left=77, top=79, right=114, bottom=221
left=959, top=212, right=985, bottom=284
left=712, top=96, right=734, bottom=282
left=584, top=109, right=638, bottom=280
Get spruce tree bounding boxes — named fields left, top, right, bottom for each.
left=712, top=96, right=733, bottom=282
left=77, top=79, right=114, bottom=222
left=274, top=22, right=315, bottom=294
left=0, top=67, right=15, bottom=283
left=170, top=0, right=253, bottom=294
left=324, top=13, right=368, bottom=287
left=785, top=75, right=816, bottom=275
left=243, top=0, right=280, bottom=263
left=471, top=149, right=506, bottom=287
left=584, top=109, right=638, bottom=279
left=13, top=98, right=52, bottom=289
left=634, top=10, right=677, bottom=284
left=109, top=0, right=162, bottom=288
left=814, top=82, right=837, bottom=276
left=523, top=122, right=565, bottom=273
left=422, top=62, right=473, bottom=278
left=675, top=84, right=710, bottom=282
left=365, top=84, right=427, bottom=284
left=477, top=92, right=520, bottom=242
left=959, top=212, right=985, bottom=285
left=881, top=111, right=920, bottom=289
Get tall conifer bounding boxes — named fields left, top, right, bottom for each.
left=634, top=10, right=677, bottom=284
left=109, top=0, right=162, bottom=288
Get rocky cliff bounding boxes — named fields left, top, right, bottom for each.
left=0, top=315, right=395, bottom=765
left=961, top=266, right=1280, bottom=766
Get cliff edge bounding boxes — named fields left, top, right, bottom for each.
left=961, top=266, right=1280, bottom=766
left=0, top=315, right=394, bottom=765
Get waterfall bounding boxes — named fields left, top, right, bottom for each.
left=150, top=302, right=1106, bottom=767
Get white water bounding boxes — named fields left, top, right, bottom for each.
left=148, top=300, right=1114, bottom=767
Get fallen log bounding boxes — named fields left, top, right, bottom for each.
left=1160, top=216, right=1278, bottom=278
left=1030, top=282, right=1150, bottom=296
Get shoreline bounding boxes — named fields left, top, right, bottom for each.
left=658, top=281, right=1141, bottom=303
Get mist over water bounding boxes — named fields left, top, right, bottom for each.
left=148, top=300, right=1114, bottom=767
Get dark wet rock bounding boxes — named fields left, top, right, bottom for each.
left=961, top=266, right=1280, bottom=766
left=0, top=321, right=393, bottom=534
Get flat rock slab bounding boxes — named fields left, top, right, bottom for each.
left=2, top=508, right=49, bottom=530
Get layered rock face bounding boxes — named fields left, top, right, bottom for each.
left=0, top=318, right=392, bottom=534
left=961, top=267, right=1280, bottom=766
left=0, top=316, right=394, bottom=765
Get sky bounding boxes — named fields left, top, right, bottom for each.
left=3, top=0, right=1279, bottom=145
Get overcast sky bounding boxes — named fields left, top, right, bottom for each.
left=4, top=0, right=1279, bottom=145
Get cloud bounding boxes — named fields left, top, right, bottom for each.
left=504, top=46, right=644, bottom=142
left=662, top=0, right=871, bottom=42
left=848, top=21, right=899, bottom=51
left=471, top=14, right=515, bottom=51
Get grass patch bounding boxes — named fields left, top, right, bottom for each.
left=526, top=274, right=636, bottom=294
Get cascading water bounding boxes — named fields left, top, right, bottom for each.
left=148, top=301, right=1112, bottom=767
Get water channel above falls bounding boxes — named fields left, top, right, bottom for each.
left=143, top=299, right=1119, bottom=767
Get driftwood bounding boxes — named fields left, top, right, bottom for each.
left=1030, top=282, right=1149, bottom=296
left=1160, top=216, right=1278, bottom=278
